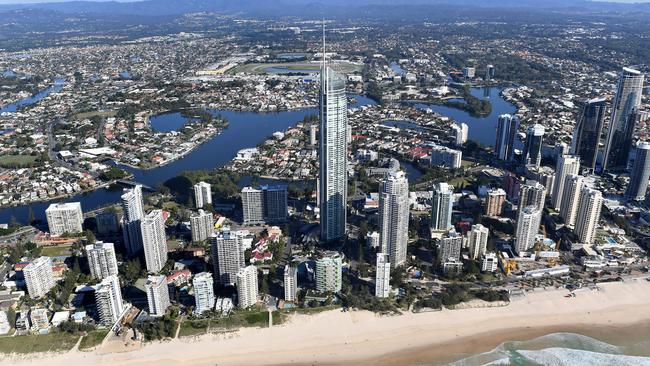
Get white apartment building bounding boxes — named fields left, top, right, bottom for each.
left=515, top=206, right=542, bottom=254
left=575, top=188, right=603, bottom=244
left=482, top=253, right=499, bottom=272
left=468, top=224, right=489, bottom=260
left=86, top=241, right=118, bottom=280
left=24, top=257, right=55, bottom=299
left=194, top=181, right=212, bottom=209
left=236, top=266, right=259, bottom=309
left=559, top=174, right=584, bottom=228
left=375, top=253, right=391, bottom=298
left=193, top=272, right=215, bottom=315
left=146, top=275, right=170, bottom=317
left=45, top=202, right=83, bottom=236
left=210, top=229, right=245, bottom=286
left=315, top=252, right=342, bottom=293
left=141, top=210, right=168, bottom=273
left=190, top=209, right=213, bottom=242
left=284, top=265, right=297, bottom=302
left=95, top=275, right=124, bottom=326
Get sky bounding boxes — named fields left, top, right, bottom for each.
left=1, top=0, right=650, bottom=4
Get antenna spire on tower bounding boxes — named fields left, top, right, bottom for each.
left=322, top=18, right=326, bottom=68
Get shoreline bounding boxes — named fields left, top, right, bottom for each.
left=4, top=280, right=650, bottom=366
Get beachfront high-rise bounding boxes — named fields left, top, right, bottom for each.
left=283, top=265, right=297, bottom=302
left=95, top=275, right=124, bottom=326
left=23, top=257, right=55, bottom=299
left=210, top=230, right=245, bottom=286
left=495, top=114, right=519, bottom=161
left=194, top=181, right=212, bottom=209
left=571, top=98, right=607, bottom=172
left=551, top=154, right=580, bottom=210
left=190, top=209, right=213, bottom=242
left=318, top=45, right=348, bottom=243
left=559, top=175, right=584, bottom=228
left=315, top=251, right=343, bottom=293
left=602, top=67, right=644, bottom=171
left=378, top=171, right=410, bottom=268
left=575, top=188, right=603, bottom=244
left=236, top=265, right=259, bottom=309
left=145, top=275, right=170, bottom=317
left=45, top=202, right=83, bottom=236
left=523, top=124, right=544, bottom=168
left=193, top=272, right=215, bottom=315
left=518, top=179, right=546, bottom=211
left=141, top=210, right=168, bottom=273
left=121, top=185, right=145, bottom=256
left=626, top=142, right=650, bottom=201
left=515, top=206, right=542, bottom=254
left=431, top=182, right=454, bottom=231
left=482, top=253, right=498, bottom=272
left=375, top=253, right=391, bottom=298
left=468, top=224, right=489, bottom=260
left=86, top=241, right=118, bottom=280
left=438, top=230, right=463, bottom=263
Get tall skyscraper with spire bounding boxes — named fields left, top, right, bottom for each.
left=602, top=67, right=644, bottom=171
left=319, top=26, right=348, bottom=242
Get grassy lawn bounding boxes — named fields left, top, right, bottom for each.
left=73, top=110, right=116, bottom=120
left=39, top=245, right=72, bottom=257
left=0, top=154, right=38, bottom=168
left=78, top=330, right=108, bottom=350
left=0, top=332, right=79, bottom=354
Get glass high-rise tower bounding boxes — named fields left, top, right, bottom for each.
left=571, top=97, right=607, bottom=172
left=523, top=124, right=545, bottom=168
left=626, top=142, right=650, bottom=201
left=495, top=114, right=519, bottom=161
left=602, top=67, right=644, bottom=171
left=319, top=61, right=348, bottom=242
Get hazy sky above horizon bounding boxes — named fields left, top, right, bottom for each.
left=1, top=0, right=650, bottom=4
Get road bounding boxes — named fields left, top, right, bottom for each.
left=0, top=226, right=37, bottom=246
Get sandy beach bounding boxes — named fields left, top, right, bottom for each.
left=4, top=279, right=650, bottom=366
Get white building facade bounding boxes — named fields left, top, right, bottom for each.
left=45, top=202, right=83, bottom=236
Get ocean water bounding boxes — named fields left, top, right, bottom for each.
left=446, top=333, right=650, bottom=366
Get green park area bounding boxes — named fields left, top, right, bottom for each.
left=0, top=154, right=39, bottom=168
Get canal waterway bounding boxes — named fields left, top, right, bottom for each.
left=0, top=86, right=516, bottom=224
